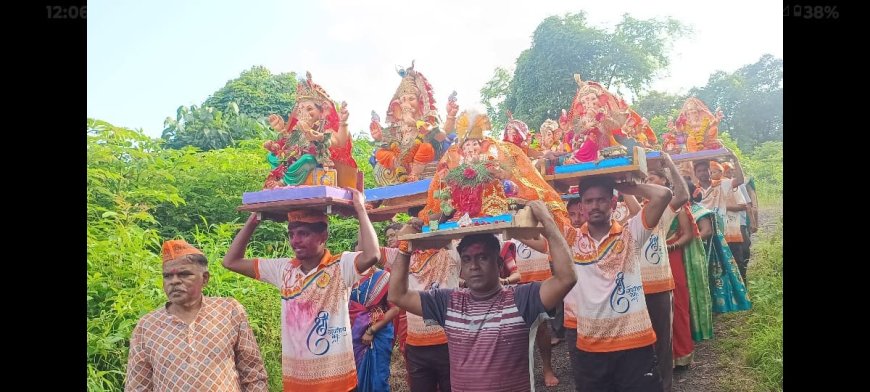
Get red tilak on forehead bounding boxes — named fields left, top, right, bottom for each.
left=170, top=268, right=179, bottom=274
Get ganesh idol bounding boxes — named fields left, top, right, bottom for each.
left=419, top=109, right=568, bottom=228
left=261, top=71, right=358, bottom=189
left=369, top=61, right=458, bottom=185
left=665, top=97, right=724, bottom=153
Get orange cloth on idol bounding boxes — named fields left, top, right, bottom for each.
left=375, top=145, right=401, bottom=168
left=414, top=142, right=435, bottom=164
left=161, top=240, right=204, bottom=263
left=709, top=161, right=724, bottom=172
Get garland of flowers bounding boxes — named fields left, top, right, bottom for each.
left=433, top=161, right=505, bottom=218
left=443, top=161, right=496, bottom=188
left=690, top=118, right=710, bottom=136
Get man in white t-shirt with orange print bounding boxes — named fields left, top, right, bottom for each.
left=566, top=176, right=673, bottom=392
left=222, top=188, right=382, bottom=392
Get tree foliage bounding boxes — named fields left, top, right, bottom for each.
left=690, top=54, right=783, bottom=151
left=480, top=67, right=513, bottom=134
left=204, top=66, right=298, bottom=120
left=630, top=90, right=685, bottom=137
left=161, top=103, right=271, bottom=151
left=744, top=141, right=783, bottom=202
left=150, top=140, right=270, bottom=238
left=632, top=90, right=684, bottom=121
left=162, top=65, right=294, bottom=151
left=483, top=12, right=687, bottom=129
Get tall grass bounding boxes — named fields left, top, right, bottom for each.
left=715, top=206, right=783, bottom=392
left=743, top=211, right=783, bottom=391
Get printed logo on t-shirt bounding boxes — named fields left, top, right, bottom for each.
left=609, top=272, right=644, bottom=314
left=517, top=242, right=533, bottom=260
left=316, top=272, right=331, bottom=288
left=643, top=234, right=662, bottom=265
left=306, top=311, right=348, bottom=355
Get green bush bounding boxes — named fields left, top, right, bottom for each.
left=88, top=120, right=399, bottom=391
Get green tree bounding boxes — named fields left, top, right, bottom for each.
left=479, top=67, right=513, bottom=134
left=647, top=115, right=671, bottom=139
left=490, top=12, right=687, bottom=129
left=162, top=103, right=270, bottom=151
left=352, top=136, right=379, bottom=189
left=744, top=141, right=783, bottom=201
left=689, top=54, right=783, bottom=151
left=162, top=65, right=294, bottom=151
left=204, top=66, right=298, bottom=120
left=632, top=90, right=684, bottom=120
left=631, top=91, right=685, bottom=138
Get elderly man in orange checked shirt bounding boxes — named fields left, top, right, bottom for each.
left=125, top=239, right=269, bottom=392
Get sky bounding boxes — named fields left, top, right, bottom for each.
left=87, top=0, right=783, bottom=138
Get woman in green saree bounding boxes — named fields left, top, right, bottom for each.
left=691, top=196, right=752, bottom=314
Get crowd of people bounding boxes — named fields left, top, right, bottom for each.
left=122, top=62, right=758, bottom=392
left=124, top=151, right=757, bottom=392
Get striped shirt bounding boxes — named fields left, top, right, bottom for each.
left=420, top=284, right=549, bottom=392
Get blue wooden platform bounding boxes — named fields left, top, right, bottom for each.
left=422, top=213, right=513, bottom=232
left=364, top=179, right=431, bottom=202
left=242, top=185, right=352, bottom=205
left=646, top=148, right=729, bottom=162
left=554, top=156, right=633, bottom=174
